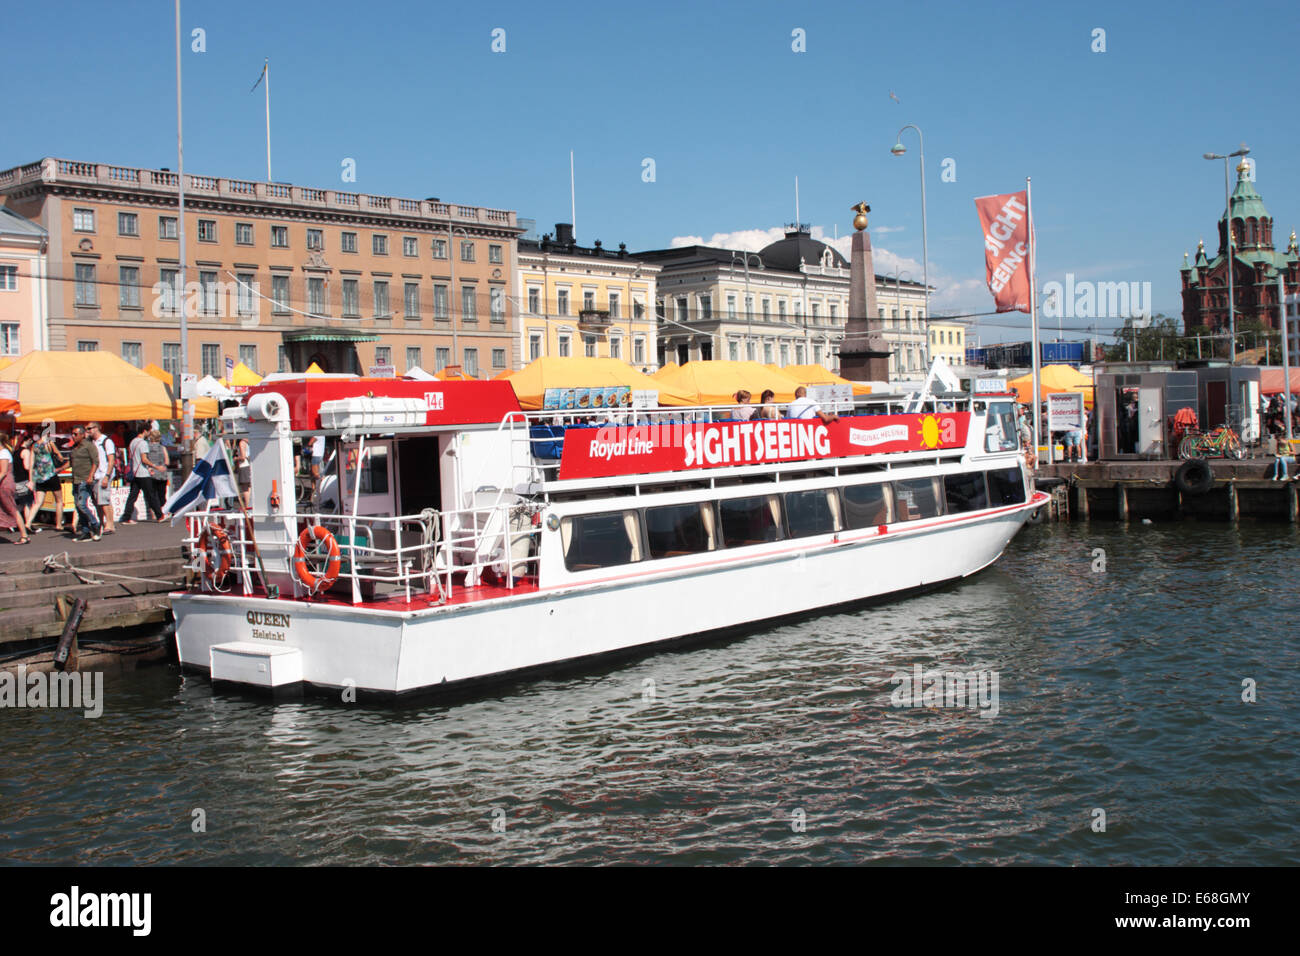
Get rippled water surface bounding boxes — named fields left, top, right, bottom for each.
left=3, top=522, right=1297, bottom=865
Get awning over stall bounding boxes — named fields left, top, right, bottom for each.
left=507, top=357, right=692, bottom=409
left=651, top=360, right=806, bottom=405
left=0, top=350, right=219, bottom=421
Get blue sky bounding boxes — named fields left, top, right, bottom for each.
left=7, top=0, right=1298, bottom=343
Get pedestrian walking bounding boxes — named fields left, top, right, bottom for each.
left=13, top=432, right=37, bottom=528
left=88, top=421, right=117, bottom=534
left=148, top=428, right=172, bottom=521
left=122, top=423, right=164, bottom=522
left=0, top=432, right=31, bottom=544
left=68, top=425, right=102, bottom=541
left=28, top=419, right=68, bottom=532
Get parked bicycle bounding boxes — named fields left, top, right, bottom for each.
left=1179, top=424, right=1245, bottom=460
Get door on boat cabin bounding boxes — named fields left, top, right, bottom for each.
left=1137, top=386, right=1163, bottom=457
left=1206, top=380, right=1227, bottom=428
left=341, top=440, right=396, bottom=556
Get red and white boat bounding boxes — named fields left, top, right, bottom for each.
left=170, top=374, right=1045, bottom=697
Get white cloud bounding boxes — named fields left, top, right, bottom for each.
left=669, top=227, right=788, bottom=251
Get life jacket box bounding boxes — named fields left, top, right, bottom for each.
left=318, top=397, right=427, bottom=430
left=210, top=641, right=303, bottom=688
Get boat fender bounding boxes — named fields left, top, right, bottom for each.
left=294, top=525, right=342, bottom=592
left=1174, top=459, right=1214, bottom=496
left=198, top=526, right=234, bottom=589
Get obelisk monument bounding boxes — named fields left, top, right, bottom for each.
left=838, top=202, right=891, bottom=382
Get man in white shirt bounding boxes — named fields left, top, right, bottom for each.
left=786, top=386, right=839, bottom=424
left=88, top=422, right=116, bottom=534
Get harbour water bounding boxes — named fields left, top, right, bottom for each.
left=2, top=522, right=1296, bottom=866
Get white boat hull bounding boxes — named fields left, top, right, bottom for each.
left=172, top=495, right=1044, bottom=697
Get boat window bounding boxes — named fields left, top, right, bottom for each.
left=343, top=444, right=389, bottom=496
left=985, top=400, right=1019, bottom=452
left=784, top=489, right=838, bottom=537
left=644, top=502, right=716, bottom=558
left=892, top=477, right=942, bottom=521
left=718, top=495, right=783, bottom=547
left=986, top=466, right=1027, bottom=505
left=943, top=471, right=989, bottom=513
left=561, top=511, right=643, bottom=571
left=841, top=482, right=891, bottom=528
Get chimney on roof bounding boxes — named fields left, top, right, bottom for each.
left=555, top=223, right=574, bottom=247
left=618, top=242, right=627, bottom=258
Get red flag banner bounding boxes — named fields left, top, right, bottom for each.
left=974, top=190, right=1031, bottom=313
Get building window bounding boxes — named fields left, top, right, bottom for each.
left=308, top=277, right=326, bottom=316
left=159, top=268, right=179, bottom=313
left=235, top=222, right=254, bottom=245
left=699, top=294, right=712, bottom=320
left=77, top=340, right=99, bottom=352
left=583, top=290, right=596, bottom=312
left=432, top=238, right=448, bottom=260
left=404, top=282, right=420, bottom=318
left=118, top=212, right=139, bottom=237
left=1, top=323, right=19, bottom=355
left=271, top=225, right=288, bottom=247
left=236, top=273, right=255, bottom=315
left=557, top=289, right=569, bottom=316
left=728, top=341, right=739, bottom=361
left=812, top=303, right=820, bottom=320
left=727, top=294, right=737, bottom=319
left=374, top=280, right=390, bottom=318
left=341, top=231, right=357, bottom=253
left=198, top=271, right=218, bottom=314
left=609, top=291, right=620, bottom=319
left=272, top=274, right=290, bottom=313
left=75, top=263, right=97, bottom=306
left=779, top=300, right=787, bottom=321
left=374, top=345, right=391, bottom=367
left=763, top=342, right=773, bottom=364
left=633, top=337, right=645, bottom=364
left=676, top=296, right=689, bottom=322
left=405, top=347, right=422, bottom=372
left=489, top=244, right=503, bottom=264
left=745, top=295, right=754, bottom=319
left=464, top=348, right=479, bottom=377
left=238, top=344, right=257, bottom=373
left=372, top=234, right=388, bottom=255
left=433, top=284, right=449, bottom=320
left=762, top=299, right=771, bottom=322
left=342, top=278, right=359, bottom=316
left=558, top=334, right=571, bottom=357
left=306, top=228, right=324, bottom=251
left=746, top=341, right=756, bottom=361
left=460, top=240, right=475, bottom=262
left=461, top=286, right=477, bottom=322
left=830, top=303, right=838, bottom=321
left=584, top=335, right=597, bottom=357
left=277, top=345, right=288, bottom=372
left=529, top=332, right=543, bottom=361
left=490, top=287, right=505, bottom=323
left=814, top=345, right=824, bottom=365
left=633, top=298, right=645, bottom=320
left=73, top=208, right=95, bottom=232
left=201, top=343, right=220, bottom=377
left=528, top=287, right=541, bottom=314
left=198, top=219, right=217, bottom=242
left=434, top=347, right=450, bottom=372
left=492, top=348, right=506, bottom=368
left=119, top=266, right=141, bottom=309
left=0, top=265, right=16, bottom=290
left=779, top=344, right=789, bottom=366
left=162, top=342, right=180, bottom=376
left=159, top=216, right=178, bottom=239
left=610, top=337, right=622, bottom=359
left=402, top=236, right=418, bottom=257
left=796, top=344, right=805, bottom=365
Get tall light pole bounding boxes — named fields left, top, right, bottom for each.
left=175, top=0, right=192, bottom=473
left=1203, top=144, right=1249, bottom=364
left=892, top=125, right=930, bottom=368
left=731, top=251, right=762, bottom=361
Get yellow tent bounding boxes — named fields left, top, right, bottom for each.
left=507, top=357, right=692, bottom=410
left=492, top=368, right=514, bottom=381
left=1009, top=364, right=1094, bottom=409
left=435, top=366, right=476, bottom=381
left=229, top=361, right=263, bottom=388
left=780, top=363, right=873, bottom=397
left=142, top=362, right=172, bottom=386
left=0, top=351, right=219, bottom=421
left=305, top=362, right=325, bottom=375
left=652, top=362, right=679, bottom=378
left=652, top=360, right=806, bottom=405
left=0, top=356, right=13, bottom=373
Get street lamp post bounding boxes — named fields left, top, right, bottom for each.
left=892, top=125, right=930, bottom=368
left=1203, top=144, right=1250, bottom=364
left=731, top=251, right=762, bottom=361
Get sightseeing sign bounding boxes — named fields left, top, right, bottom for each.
left=557, top=413, right=971, bottom=480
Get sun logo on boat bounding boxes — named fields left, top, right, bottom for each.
left=919, top=415, right=942, bottom=449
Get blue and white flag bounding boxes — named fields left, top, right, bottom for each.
left=164, top=439, right=239, bottom=522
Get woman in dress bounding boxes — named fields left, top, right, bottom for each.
left=28, top=419, right=68, bottom=531
left=0, top=432, right=31, bottom=544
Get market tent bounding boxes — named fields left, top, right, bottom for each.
left=142, top=362, right=172, bottom=386
left=195, top=375, right=234, bottom=399
left=652, top=360, right=805, bottom=405
left=305, top=362, right=325, bottom=375
left=1008, top=364, right=1094, bottom=409
left=404, top=366, right=436, bottom=381
left=492, top=368, right=515, bottom=380
left=0, top=356, right=13, bottom=373
left=0, top=350, right=219, bottom=422
left=507, top=357, right=692, bottom=410
left=780, top=363, right=873, bottom=397
left=1259, top=367, right=1300, bottom=395
left=435, top=366, right=477, bottom=381
left=229, top=361, right=263, bottom=389
left=652, top=362, right=678, bottom=378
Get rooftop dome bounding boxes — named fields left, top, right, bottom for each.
left=758, top=226, right=847, bottom=272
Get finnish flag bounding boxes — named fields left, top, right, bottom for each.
left=163, top=438, right=240, bottom=522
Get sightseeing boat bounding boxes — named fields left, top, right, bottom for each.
left=170, top=374, right=1045, bottom=697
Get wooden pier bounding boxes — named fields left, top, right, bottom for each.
left=1035, top=458, right=1298, bottom=522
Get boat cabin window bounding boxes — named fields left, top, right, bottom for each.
left=841, top=482, right=892, bottom=528
left=986, top=466, right=1027, bottom=505
left=718, top=494, right=784, bottom=547
left=344, top=444, right=389, bottom=496
left=644, top=502, right=716, bottom=558
left=893, top=477, right=943, bottom=521
left=943, top=471, right=989, bottom=513
left=561, top=510, right=643, bottom=571
left=784, top=489, right=839, bottom=537
left=985, top=400, right=1019, bottom=453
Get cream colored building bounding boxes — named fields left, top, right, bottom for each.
left=516, top=224, right=660, bottom=372
left=928, top=319, right=968, bottom=368
left=875, top=274, right=930, bottom=377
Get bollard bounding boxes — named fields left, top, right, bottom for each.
left=54, top=597, right=88, bottom=672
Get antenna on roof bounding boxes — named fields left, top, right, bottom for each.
left=570, top=151, right=576, bottom=238
left=795, top=175, right=800, bottom=229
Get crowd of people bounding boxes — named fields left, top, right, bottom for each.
left=723, top=387, right=841, bottom=424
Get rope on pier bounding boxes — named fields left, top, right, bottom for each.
left=42, top=552, right=185, bottom=588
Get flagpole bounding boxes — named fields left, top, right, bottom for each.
left=1028, top=176, right=1043, bottom=466
left=175, top=0, right=193, bottom=479
left=264, top=58, right=272, bottom=182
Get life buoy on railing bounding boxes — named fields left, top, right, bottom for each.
left=198, top=525, right=233, bottom=589
left=294, top=525, right=342, bottom=592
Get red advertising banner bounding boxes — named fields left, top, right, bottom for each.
left=557, top=413, right=971, bottom=480
left=974, top=190, right=1031, bottom=313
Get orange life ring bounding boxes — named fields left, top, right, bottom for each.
left=294, top=525, right=341, bottom=592
left=198, top=526, right=233, bottom=588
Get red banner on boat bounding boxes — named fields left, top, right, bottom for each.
left=974, top=190, right=1031, bottom=313
left=556, top=413, right=971, bottom=480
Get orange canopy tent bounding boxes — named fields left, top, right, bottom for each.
left=0, top=350, right=219, bottom=421
left=507, top=357, right=692, bottom=410
left=652, top=360, right=806, bottom=405
left=1260, top=368, right=1300, bottom=395
left=1008, top=364, right=1094, bottom=410
left=780, top=363, right=873, bottom=397
left=435, top=366, right=477, bottom=381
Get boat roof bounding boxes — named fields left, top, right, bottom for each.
left=245, top=376, right=521, bottom=432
